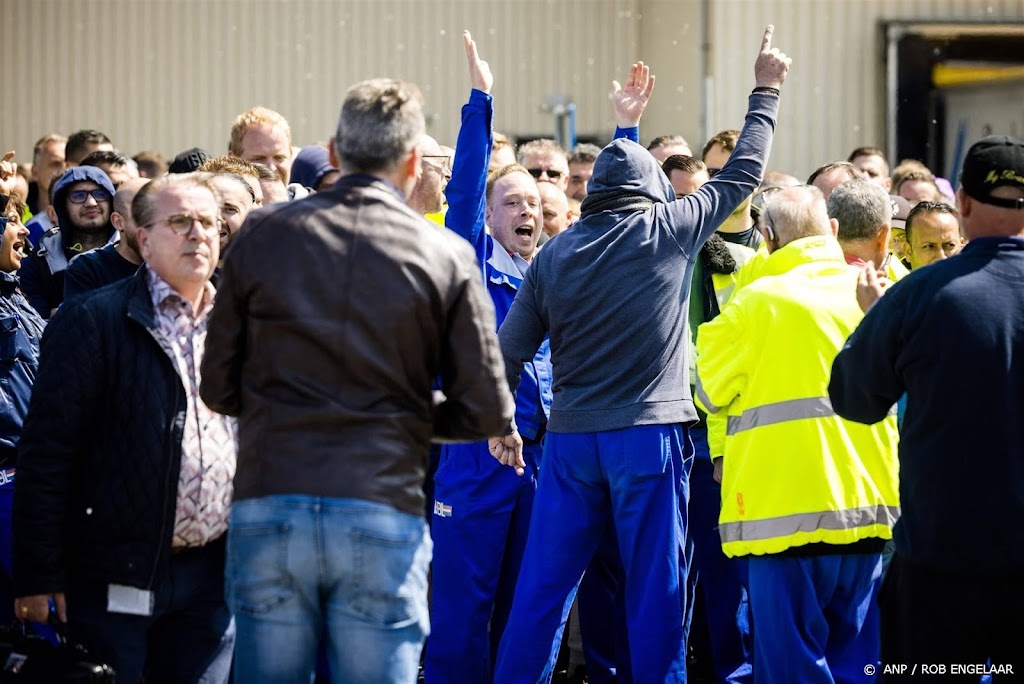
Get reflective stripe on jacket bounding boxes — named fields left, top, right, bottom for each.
left=695, top=235, right=900, bottom=557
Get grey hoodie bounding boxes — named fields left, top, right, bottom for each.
left=498, top=91, right=779, bottom=433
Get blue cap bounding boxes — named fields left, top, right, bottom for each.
left=290, top=145, right=337, bottom=190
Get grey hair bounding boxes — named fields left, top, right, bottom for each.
left=334, top=79, right=425, bottom=174
left=827, top=179, right=892, bottom=242
left=132, top=172, right=220, bottom=230
left=762, top=185, right=831, bottom=245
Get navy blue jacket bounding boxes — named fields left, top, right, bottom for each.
left=830, top=236, right=1024, bottom=575
left=18, top=166, right=117, bottom=318
left=13, top=268, right=191, bottom=595
left=0, top=269, right=44, bottom=460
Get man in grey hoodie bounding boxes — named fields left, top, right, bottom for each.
left=490, top=26, right=791, bottom=683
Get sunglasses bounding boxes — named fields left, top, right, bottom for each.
left=68, top=188, right=113, bottom=204
left=527, top=168, right=563, bottom=180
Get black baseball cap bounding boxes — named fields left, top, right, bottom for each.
left=959, top=135, right=1024, bottom=210
left=168, top=147, right=211, bottom=174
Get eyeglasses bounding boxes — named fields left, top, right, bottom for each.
left=147, top=213, right=222, bottom=237
left=421, top=155, right=452, bottom=175
left=67, top=188, right=113, bottom=204
left=527, top=168, right=564, bottom=180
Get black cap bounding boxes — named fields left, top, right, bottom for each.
left=960, top=135, right=1024, bottom=210
left=168, top=147, right=211, bottom=174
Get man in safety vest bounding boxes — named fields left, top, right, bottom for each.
left=694, top=184, right=899, bottom=684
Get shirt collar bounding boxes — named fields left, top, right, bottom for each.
left=146, top=266, right=216, bottom=319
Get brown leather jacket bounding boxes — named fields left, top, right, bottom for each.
left=200, top=174, right=514, bottom=516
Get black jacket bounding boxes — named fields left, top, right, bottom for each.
left=14, top=268, right=189, bottom=596
left=201, top=174, right=514, bottom=517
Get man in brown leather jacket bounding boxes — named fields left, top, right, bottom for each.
left=200, top=78, right=514, bottom=683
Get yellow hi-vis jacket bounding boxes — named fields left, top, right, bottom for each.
left=694, top=235, right=900, bottom=558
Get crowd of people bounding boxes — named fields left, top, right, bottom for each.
left=0, top=22, right=1021, bottom=684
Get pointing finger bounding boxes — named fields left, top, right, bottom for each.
left=761, top=24, right=774, bottom=52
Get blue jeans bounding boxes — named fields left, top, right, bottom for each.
left=227, top=495, right=432, bottom=684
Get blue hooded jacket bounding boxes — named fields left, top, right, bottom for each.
left=18, top=166, right=117, bottom=318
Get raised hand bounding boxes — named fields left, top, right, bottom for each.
left=754, top=25, right=792, bottom=89
left=464, top=30, right=493, bottom=94
left=0, top=151, right=17, bottom=198
left=488, top=432, right=525, bottom=476
left=856, top=261, right=891, bottom=312
left=611, top=61, right=655, bottom=128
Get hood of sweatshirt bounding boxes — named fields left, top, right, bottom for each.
left=51, top=165, right=116, bottom=235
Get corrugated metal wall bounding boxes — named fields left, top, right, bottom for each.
left=2, top=0, right=1022, bottom=179
left=704, top=0, right=1024, bottom=179
left=3, top=0, right=642, bottom=165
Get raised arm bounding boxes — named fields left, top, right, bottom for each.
left=611, top=62, right=655, bottom=143
left=444, top=30, right=494, bottom=262
left=666, top=26, right=791, bottom=255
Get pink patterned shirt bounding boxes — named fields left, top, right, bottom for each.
left=147, top=269, right=236, bottom=549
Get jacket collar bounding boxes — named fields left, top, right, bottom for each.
left=759, top=235, right=845, bottom=277
left=486, top=235, right=529, bottom=280
left=125, top=266, right=158, bottom=329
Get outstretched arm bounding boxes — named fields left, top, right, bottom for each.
left=445, top=31, right=494, bottom=263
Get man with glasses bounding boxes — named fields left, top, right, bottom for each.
left=19, top=166, right=117, bottom=317
left=408, top=134, right=452, bottom=220
left=517, top=138, right=570, bottom=192
left=14, top=173, right=235, bottom=683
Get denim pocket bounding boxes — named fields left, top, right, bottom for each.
left=350, top=519, right=428, bottom=627
left=226, top=521, right=294, bottom=616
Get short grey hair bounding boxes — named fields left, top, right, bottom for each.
left=762, top=185, right=831, bottom=246
left=334, top=78, right=425, bottom=174
left=827, top=179, right=891, bottom=242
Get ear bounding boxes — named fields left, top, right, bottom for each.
left=111, top=211, right=125, bottom=233
left=876, top=224, right=890, bottom=251
left=328, top=139, right=340, bottom=169
left=829, top=217, right=840, bottom=239
left=956, top=188, right=971, bottom=218
left=136, top=227, right=151, bottom=262
left=405, top=146, right=422, bottom=183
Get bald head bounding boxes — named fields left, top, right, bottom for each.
left=408, top=134, right=450, bottom=215
left=114, top=177, right=151, bottom=219
left=538, top=182, right=571, bottom=237
left=113, top=176, right=151, bottom=263
left=761, top=185, right=834, bottom=251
